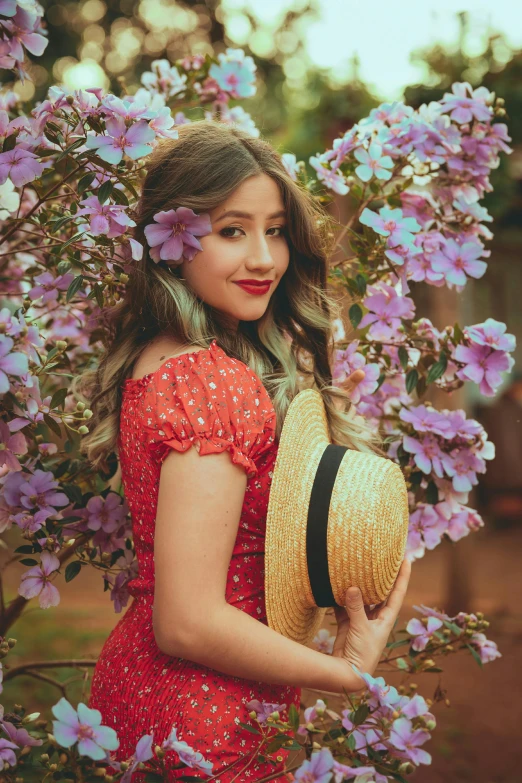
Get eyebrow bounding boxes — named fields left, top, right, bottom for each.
left=214, top=209, right=286, bottom=222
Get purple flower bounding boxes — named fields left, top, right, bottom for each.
left=297, top=699, right=327, bottom=735
left=295, top=746, right=334, bottom=783
left=51, top=697, right=119, bottom=760
left=161, top=726, right=213, bottom=775
left=246, top=699, right=287, bottom=726
left=121, top=734, right=154, bottom=783
left=466, top=318, right=516, bottom=352
left=400, top=405, right=453, bottom=437
left=309, top=154, right=350, bottom=195
left=360, top=206, right=421, bottom=247
left=28, top=271, right=74, bottom=304
left=0, top=335, right=28, bottom=394
left=76, top=196, right=136, bottom=238
left=312, top=628, right=334, bottom=655
left=1, top=720, right=43, bottom=747
left=354, top=141, right=394, bottom=182
left=406, top=504, right=447, bottom=560
left=441, top=449, right=482, bottom=493
left=397, top=693, right=434, bottom=721
left=469, top=632, right=502, bottom=663
left=351, top=667, right=402, bottom=711
left=0, top=737, right=19, bottom=771
left=2, top=6, right=48, bottom=63
left=0, top=419, right=27, bottom=471
left=0, top=147, right=44, bottom=187
left=209, top=48, right=257, bottom=99
left=86, top=117, right=155, bottom=165
left=431, top=238, right=487, bottom=287
left=454, top=343, right=514, bottom=396
left=144, top=207, right=212, bottom=265
left=281, top=152, right=300, bottom=181
left=332, top=762, right=384, bottom=783
left=389, top=718, right=432, bottom=766
left=402, top=434, right=445, bottom=477
left=360, top=284, right=415, bottom=341
left=84, top=493, right=127, bottom=533
left=19, top=469, right=69, bottom=520
left=440, top=81, right=492, bottom=125
left=18, top=550, right=60, bottom=608
left=406, top=616, right=443, bottom=651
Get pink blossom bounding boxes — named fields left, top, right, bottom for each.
left=389, top=718, right=432, bottom=766
left=441, top=449, right=483, bottom=493
left=353, top=141, right=394, bottom=182
left=400, top=405, right=453, bottom=437
left=360, top=284, right=415, bottom=341
left=406, top=616, right=443, bottom=651
left=84, top=493, right=128, bottom=533
left=469, top=632, right=502, bottom=663
left=246, top=698, right=288, bottom=726
left=0, top=419, right=27, bottom=471
left=454, top=343, right=514, bottom=396
left=466, top=318, right=516, bottom=352
left=440, top=81, right=492, bottom=125
left=402, top=434, right=445, bottom=477
left=0, top=335, right=29, bottom=394
left=51, top=697, right=119, bottom=760
left=0, top=147, right=44, bottom=187
left=360, top=206, right=421, bottom=247
left=76, top=196, right=136, bottom=238
left=431, top=238, right=487, bottom=287
left=18, top=550, right=60, bottom=608
left=144, top=207, right=212, bottom=265
left=86, top=117, right=155, bottom=165
left=406, top=504, right=447, bottom=559
left=28, top=271, right=74, bottom=305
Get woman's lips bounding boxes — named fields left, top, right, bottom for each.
left=233, top=282, right=272, bottom=295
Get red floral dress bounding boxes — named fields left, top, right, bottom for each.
left=88, top=339, right=300, bottom=782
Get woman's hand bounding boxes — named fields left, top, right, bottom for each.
left=334, top=368, right=365, bottom=411
left=331, top=559, right=412, bottom=685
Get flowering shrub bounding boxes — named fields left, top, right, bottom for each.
left=0, top=2, right=513, bottom=780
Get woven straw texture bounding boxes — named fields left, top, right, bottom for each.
left=265, top=388, right=409, bottom=646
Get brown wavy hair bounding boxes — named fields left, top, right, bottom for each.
left=77, top=119, right=380, bottom=471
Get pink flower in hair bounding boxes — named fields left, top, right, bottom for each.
left=144, top=207, right=212, bottom=265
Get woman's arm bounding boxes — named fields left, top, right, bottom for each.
left=152, top=445, right=361, bottom=695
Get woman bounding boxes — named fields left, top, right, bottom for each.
left=81, top=119, right=411, bottom=781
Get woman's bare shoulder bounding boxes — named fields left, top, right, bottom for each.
left=131, top=337, right=207, bottom=380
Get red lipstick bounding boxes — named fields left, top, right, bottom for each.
left=233, top=280, right=272, bottom=295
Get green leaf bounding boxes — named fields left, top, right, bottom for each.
left=349, top=303, right=363, bottom=330
left=111, top=187, right=129, bottom=206
left=425, top=481, right=439, bottom=505
left=65, top=561, right=82, bottom=583
left=56, top=260, right=71, bottom=275
left=398, top=345, right=409, bottom=370
left=15, top=545, right=35, bottom=554
left=55, top=138, right=86, bottom=163
left=98, top=179, right=113, bottom=204
left=346, top=733, right=356, bottom=750
left=443, top=620, right=464, bottom=636
left=43, top=413, right=62, bottom=438
left=288, top=702, right=300, bottom=733
left=355, top=273, right=367, bottom=295
left=50, top=215, right=75, bottom=233
left=466, top=642, right=483, bottom=667
left=386, top=638, right=410, bottom=650
left=66, top=274, right=84, bottom=302
left=51, top=388, right=68, bottom=409
left=20, top=558, right=38, bottom=566
left=405, top=369, right=418, bottom=394
left=238, top=721, right=261, bottom=735
left=77, top=171, right=96, bottom=194
left=426, top=361, right=444, bottom=384
left=415, top=375, right=427, bottom=399
left=396, top=657, right=410, bottom=670
left=453, top=321, right=465, bottom=344
left=353, top=704, right=369, bottom=725
left=3, top=133, right=18, bottom=152
left=60, top=232, right=85, bottom=252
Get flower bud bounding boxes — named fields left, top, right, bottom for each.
left=409, top=683, right=418, bottom=691
left=391, top=710, right=400, bottom=719
left=305, top=722, right=315, bottom=731
left=495, top=107, right=506, bottom=117
left=49, top=764, right=58, bottom=771
left=66, top=94, right=75, bottom=105
left=103, top=274, right=114, bottom=284
left=446, top=644, right=454, bottom=652
left=120, top=761, right=129, bottom=771
left=94, top=768, right=105, bottom=777
left=398, top=762, right=415, bottom=775
left=337, top=736, right=344, bottom=744
left=22, top=710, right=39, bottom=722
left=482, top=620, right=489, bottom=628
left=423, top=659, right=436, bottom=669
left=155, top=745, right=165, bottom=759
left=270, top=710, right=280, bottom=720
left=468, top=621, right=477, bottom=629
left=476, top=611, right=484, bottom=620
left=58, top=752, right=68, bottom=764
left=312, top=741, right=322, bottom=750
left=76, top=401, right=86, bottom=411
left=47, top=733, right=57, bottom=745
left=78, top=425, right=90, bottom=435
left=40, top=753, right=50, bottom=763
left=425, top=719, right=436, bottom=730
left=249, top=710, right=257, bottom=720
left=276, top=755, right=283, bottom=762
left=465, top=628, right=474, bottom=636
left=120, top=273, right=129, bottom=284
left=442, top=628, right=452, bottom=636
left=56, top=340, right=67, bottom=352
left=13, top=704, right=23, bottom=712
left=445, top=698, right=451, bottom=707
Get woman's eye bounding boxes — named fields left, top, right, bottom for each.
left=220, top=226, right=286, bottom=238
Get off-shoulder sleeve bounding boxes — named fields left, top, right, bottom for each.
left=143, top=345, right=276, bottom=478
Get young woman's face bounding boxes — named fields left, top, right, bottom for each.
left=178, top=173, right=290, bottom=330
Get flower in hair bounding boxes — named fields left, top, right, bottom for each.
left=143, top=207, right=212, bottom=265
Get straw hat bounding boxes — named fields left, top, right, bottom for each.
left=264, top=388, right=409, bottom=646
